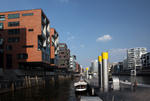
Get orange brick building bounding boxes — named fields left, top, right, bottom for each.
left=0, top=9, right=51, bottom=70
left=50, top=28, right=59, bottom=67
left=58, top=43, right=70, bottom=70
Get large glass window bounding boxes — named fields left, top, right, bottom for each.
left=0, top=15, right=5, bottom=21
left=8, top=13, right=20, bottom=19
left=8, top=37, right=20, bottom=43
left=22, top=13, right=34, bottom=16
left=38, top=35, right=42, bottom=50
left=8, top=21, right=19, bottom=27
left=59, top=45, right=65, bottom=47
left=8, top=29, right=20, bottom=35
left=17, top=53, right=28, bottom=59
left=6, top=54, right=12, bottom=68
left=6, top=45, right=12, bottom=51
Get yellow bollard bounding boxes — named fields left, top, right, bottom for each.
left=102, top=52, right=109, bottom=92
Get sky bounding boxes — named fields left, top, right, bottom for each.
left=1, top=0, right=150, bottom=68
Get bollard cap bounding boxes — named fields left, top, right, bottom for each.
left=98, top=56, right=102, bottom=62
left=86, top=67, right=88, bottom=71
left=102, top=52, right=108, bottom=60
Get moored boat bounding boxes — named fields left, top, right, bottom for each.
left=74, top=77, right=87, bottom=92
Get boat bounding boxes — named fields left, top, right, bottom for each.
left=74, top=77, right=87, bottom=92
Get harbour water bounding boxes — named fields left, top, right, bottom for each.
left=0, top=79, right=77, bottom=101
left=0, top=76, right=150, bottom=101
left=118, top=75, right=150, bottom=84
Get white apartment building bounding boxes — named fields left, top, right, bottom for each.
left=127, top=47, right=147, bottom=70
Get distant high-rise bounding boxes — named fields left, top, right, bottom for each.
left=90, top=60, right=98, bottom=73
left=127, top=47, right=147, bottom=70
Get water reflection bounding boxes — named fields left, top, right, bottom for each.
left=0, top=79, right=77, bottom=101
left=118, top=76, right=150, bottom=85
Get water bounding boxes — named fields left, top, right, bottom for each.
left=99, top=76, right=150, bottom=101
left=0, top=79, right=77, bottom=101
left=118, top=75, right=150, bottom=85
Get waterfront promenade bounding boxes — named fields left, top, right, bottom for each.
left=85, top=76, right=150, bottom=101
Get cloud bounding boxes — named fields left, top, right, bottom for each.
left=80, top=44, right=85, bottom=48
left=96, top=34, right=112, bottom=42
left=109, top=48, right=127, bottom=62
left=67, top=36, right=75, bottom=41
left=65, top=32, right=75, bottom=41
left=109, top=48, right=127, bottom=53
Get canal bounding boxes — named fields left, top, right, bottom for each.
left=0, top=78, right=78, bottom=101
left=118, top=75, right=150, bottom=84
left=1, top=76, right=150, bottom=101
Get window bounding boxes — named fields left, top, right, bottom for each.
left=6, top=45, right=12, bottom=51
left=17, top=53, right=28, bottom=59
left=38, top=35, right=42, bottom=50
left=8, top=29, right=20, bottom=35
left=6, top=54, right=12, bottom=68
left=0, top=15, right=5, bottom=21
left=28, top=29, right=34, bottom=32
left=8, top=13, right=20, bottom=19
left=8, top=21, right=19, bottom=27
left=51, top=59, right=54, bottom=64
left=22, top=13, right=34, bottom=16
left=8, top=37, right=20, bottom=43
left=22, top=45, right=34, bottom=48
left=59, top=45, right=65, bottom=47
left=0, top=23, right=3, bottom=29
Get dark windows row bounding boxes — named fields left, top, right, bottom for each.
left=0, top=22, right=19, bottom=29
left=8, top=21, right=19, bottom=27
left=22, top=13, right=34, bottom=16
left=8, top=13, right=20, bottom=19
left=5, top=45, right=34, bottom=51
left=22, top=45, right=34, bottom=48
left=6, top=45, right=12, bottom=50
left=17, top=53, right=28, bottom=59
left=0, top=13, right=34, bottom=20
left=8, top=37, right=20, bottom=43
left=8, top=29, right=20, bottom=35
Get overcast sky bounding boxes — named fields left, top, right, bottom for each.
left=1, top=0, right=150, bottom=68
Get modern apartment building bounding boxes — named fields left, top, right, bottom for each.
left=127, top=47, right=147, bottom=70
left=58, top=43, right=70, bottom=70
left=50, top=28, right=59, bottom=67
left=141, top=52, right=150, bottom=69
left=0, top=9, right=51, bottom=70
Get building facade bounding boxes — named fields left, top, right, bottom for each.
left=58, top=43, right=70, bottom=70
left=75, top=62, right=81, bottom=73
left=90, top=60, right=98, bottom=73
left=0, top=9, right=51, bottom=69
left=69, top=55, right=76, bottom=71
left=50, top=28, right=59, bottom=67
left=127, top=47, right=147, bottom=70
left=141, top=52, right=150, bottom=69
